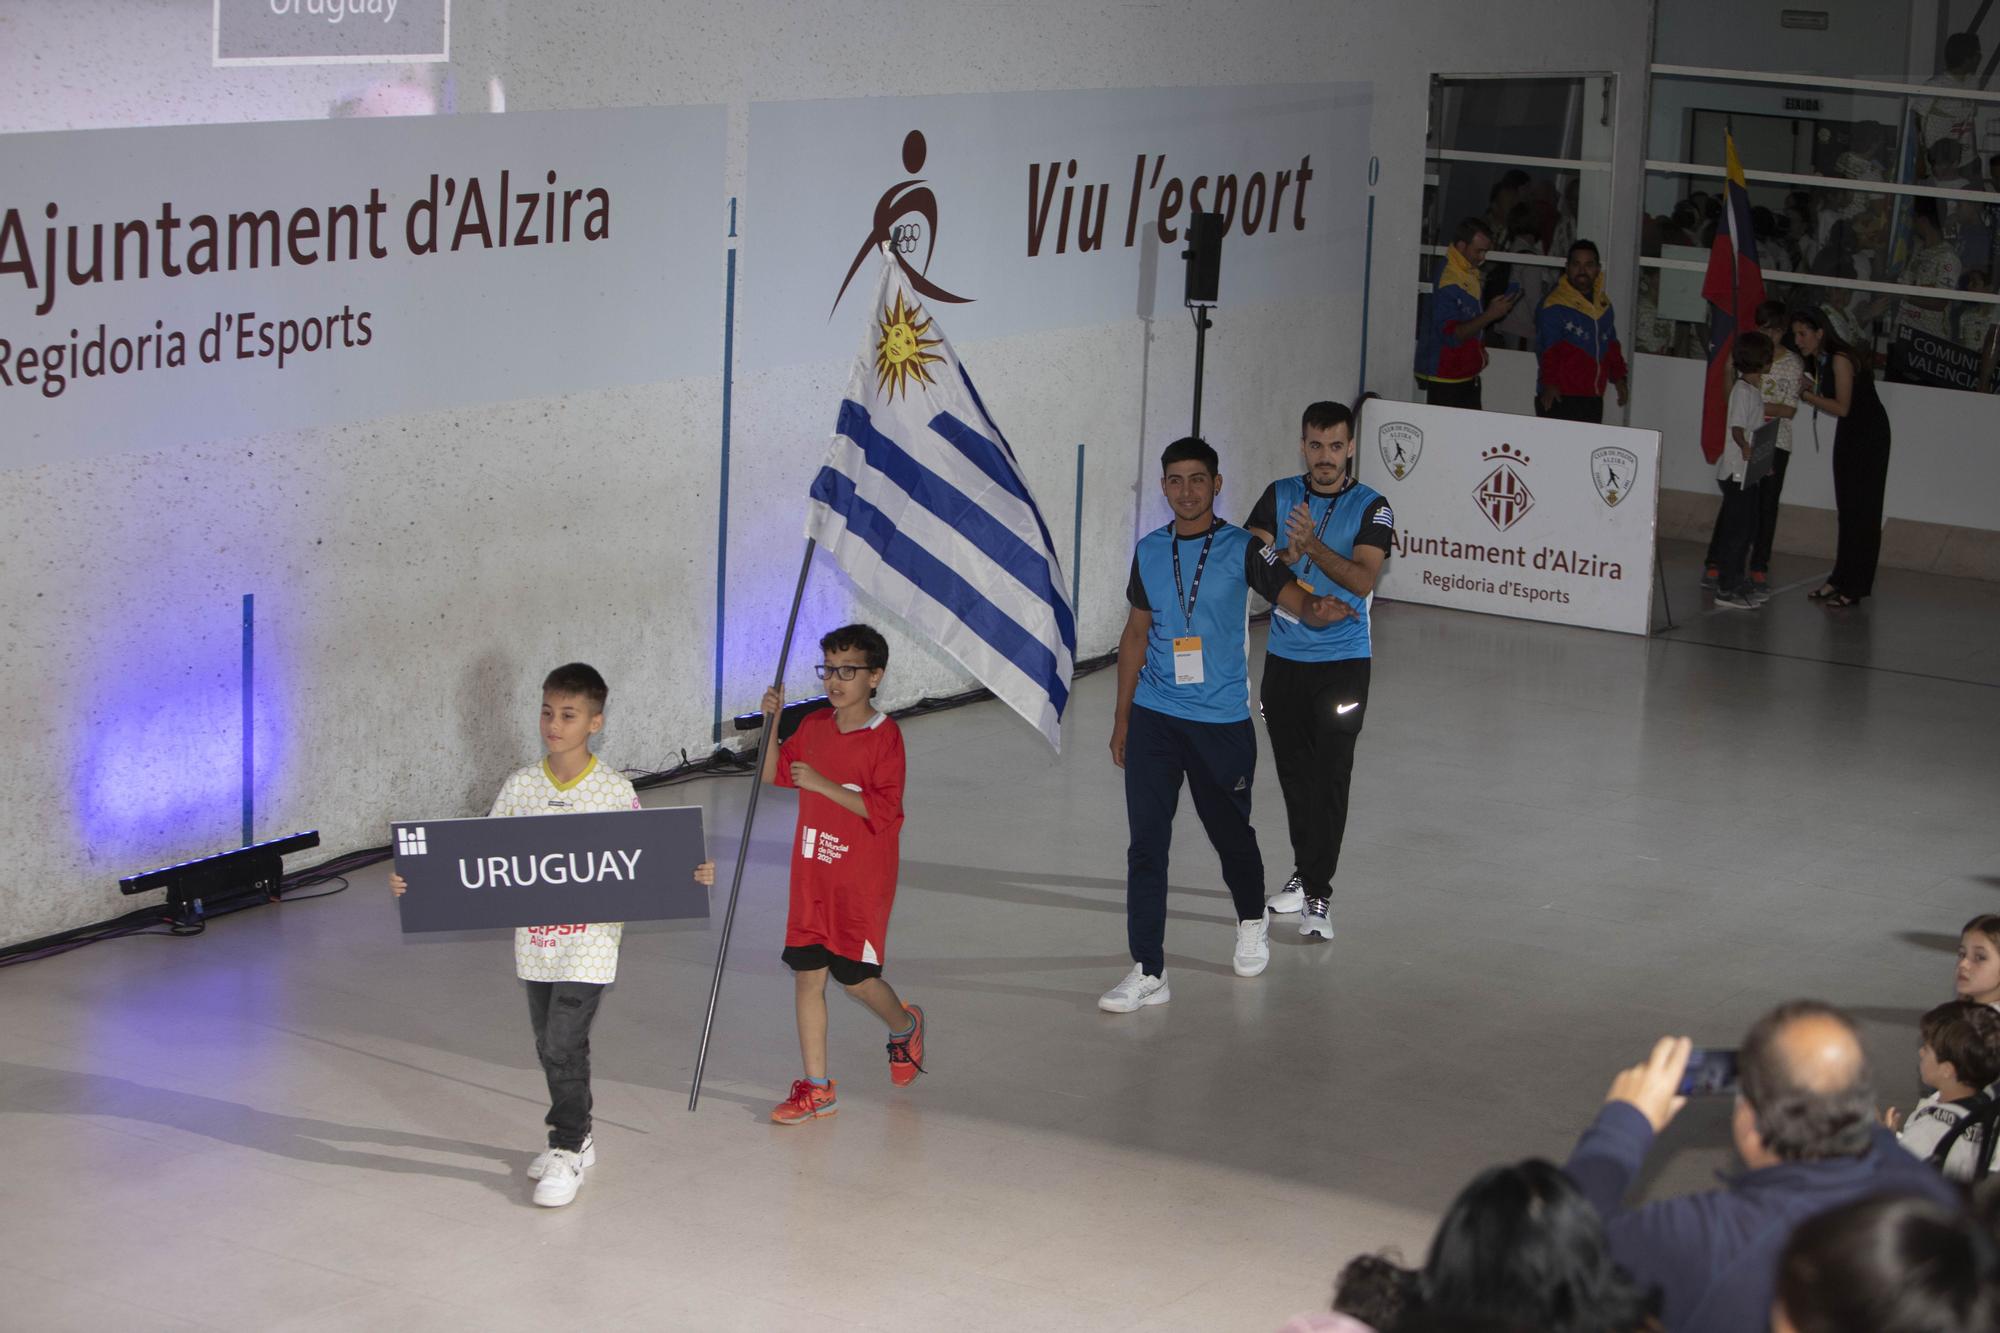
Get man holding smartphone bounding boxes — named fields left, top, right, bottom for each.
left=1415, top=217, right=1520, bottom=411
left=1563, top=1002, right=1956, bottom=1333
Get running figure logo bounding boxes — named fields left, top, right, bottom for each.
left=1473, top=442, right=1535, bottom=532
left=1378, top=422, right=1423, bottom=479
left=831, top=130, right=975, bottom=318
left=1590, top=446, right=1639, bottom=508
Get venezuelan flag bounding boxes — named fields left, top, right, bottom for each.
left=1699, top=132, right=1768, bottom=464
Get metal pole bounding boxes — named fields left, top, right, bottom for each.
left=688, top=536, right=817, bottom=1110
left=1190, top=306, right=1211, bottom=438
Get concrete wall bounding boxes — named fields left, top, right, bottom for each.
left=0, top=1, right=1656, bottom=947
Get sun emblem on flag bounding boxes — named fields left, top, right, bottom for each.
left=874, top=291, right=945, bottom=399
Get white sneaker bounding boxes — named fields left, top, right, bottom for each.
left=1233, top=917, right=1270, bottom=977
left=1267, top=874, right=1306, bottom=915
left=532, top=1147, right=588, bottom=1207
left=527, top=1134, right=594, bottom=1180
left=1300, top=896, right=1334, bottom=940
left=1098, top=965, right=1170, bottom=1013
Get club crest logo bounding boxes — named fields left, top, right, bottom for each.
left=832, top=129, right=974, bottom=318
left=1590, top=446, right=1639, bottom=508
left=1378, top=422, right=1423, bottom=480
left=1473, top=442, right=1535, bottom=532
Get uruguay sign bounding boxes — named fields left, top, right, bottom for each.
left=392, top=806, right=709, bottom=933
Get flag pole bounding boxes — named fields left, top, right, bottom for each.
left=689, top=536, right=817, bottom=1111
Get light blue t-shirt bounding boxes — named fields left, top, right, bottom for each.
left=1126, top=519, right=1288, bottom=723
left=1246, top=475, right=1393, bottom=663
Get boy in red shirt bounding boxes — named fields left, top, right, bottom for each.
left=759, top=623, right=923, bottom=1124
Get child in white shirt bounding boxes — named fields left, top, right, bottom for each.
left=1713, top=331, right=1773, bottom=609
left=1886, top=1000, right=2000, bottom=1183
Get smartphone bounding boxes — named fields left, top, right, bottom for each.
left=1678, top=1048, right=1740, bottom=1097
left=1505, top=282, right=1523, bottom=298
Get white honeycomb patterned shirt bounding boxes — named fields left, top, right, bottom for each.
left=490, top=754, right=640, bottom=984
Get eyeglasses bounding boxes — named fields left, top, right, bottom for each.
left=813, top=664, right=867, bottom=681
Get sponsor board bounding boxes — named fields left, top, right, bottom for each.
left=743, top=83, right=1371, bottom=369
left=0, top=107, right=724, bottom=469
left=392, top=806, right=709, bottom=933
left=1364, top=402, right=1660, bottom=636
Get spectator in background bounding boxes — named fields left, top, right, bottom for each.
left=1415, top=217, right=1519, bottom=410
left=1563, top=1007, right=1957, bottom=1333
left=1667, top=201, right=1700, bottom=246
left=1773, top=1192, right=2000, bottom=1333
left=1404, top=1160, right=1657, bottom=1333
left=1535, top=239, right=1629, bottom=423
left=1955, top=915, right=2000, bottom=1012
left=1884, top=1000, right=2000, bottom=1183
left=1957, top=271, right=1996, bottom=377
left=1494, top=201, right=1548, bottom=350
left=1277, top=1253, right=1419, bottom=1333
left=1866, top=198, right=1960, bottom=344
left=1746, top=301, right=1804, bottom=596
left=1917, top=32, right=1985, bottom=181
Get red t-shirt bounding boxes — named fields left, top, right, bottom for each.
left=776, top=708, right=906, bottom=965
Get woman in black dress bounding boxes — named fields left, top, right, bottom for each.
left=1791, top=308, right=1891, bottom=607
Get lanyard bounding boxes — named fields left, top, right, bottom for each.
left=1170, top=526, right=1216, bottom=630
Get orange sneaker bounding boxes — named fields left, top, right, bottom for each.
left=771, top=1078, right=837, bottom=1124
left=887, top=1005, right=926, bottom=1086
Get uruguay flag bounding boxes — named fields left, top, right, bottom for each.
left=1699, top=132, right=1768, bottom=464
left=806, top=248, right=1077, bottom=749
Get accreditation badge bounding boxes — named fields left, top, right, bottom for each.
left=1172, top=636, right=1205, bottom=685
left=1271, top=578, right=1315, bottom=625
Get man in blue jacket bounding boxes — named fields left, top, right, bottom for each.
left=1565, top=1002, right=1959, bottom=1333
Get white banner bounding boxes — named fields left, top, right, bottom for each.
left=1364, top=402, right=1661, bottom=636
left=743, top=83, right=1371, bottom=370
left=0, top=107, right=725, bottom=469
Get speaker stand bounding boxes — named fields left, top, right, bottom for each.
left=1189, top=303, right=1213, bottom=439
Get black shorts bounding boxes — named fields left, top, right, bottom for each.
left=782, top=943, right=882, bottom=985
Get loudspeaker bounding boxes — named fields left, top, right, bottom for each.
left=1183, top=211, right=1223, bottom=305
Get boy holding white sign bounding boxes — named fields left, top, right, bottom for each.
left=390, top=662, right=715, bottom=1207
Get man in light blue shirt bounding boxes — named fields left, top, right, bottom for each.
left=1100, top=437, right=1346, bottom=1013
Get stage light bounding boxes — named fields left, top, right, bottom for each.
left=732, top=696, right=830, bottom=742
left=119, top=830, right=321, bottom=928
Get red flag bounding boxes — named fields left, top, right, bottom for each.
left=1699, top=134, right=1767, bottom=464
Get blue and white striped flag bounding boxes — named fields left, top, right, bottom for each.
left=807, top=250, right=1076, bottom=749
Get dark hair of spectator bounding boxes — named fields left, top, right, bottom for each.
left=1160, top=435, right=1219, bottom=476
left=1790, top=307, right=1869, bottom=379
left=1733, top=330, right=1775, bottom=376
left=1333, top=1253, right=1418, bottom=1329
left=1302, top=400, right=1354, bottom=437
left=1775, top=1191, right=2000, bottom=1333
left=1965, top=915, right=2000, bottom=953
left=1670, top=202, right=1699, bottom=232
left=1913, top=196, right=1943, bottom=229
left=1454, top=216, right=1493, bottom=247
left=1946, top=32, right=1982, bottom=73
left=1417, top=1159, right=1656, bottom=1333
left=819, top=624, right=889, bottom=671
left=1738, top=1000, right=1876, bottom=1162
left=1567, top=239, right=1600, bottom=263
left=1919, top=1001, right=2000, bottom=1090
left=542, top=663, right=609, bottom=711
left=1755, top=299, right=1789, bottom=329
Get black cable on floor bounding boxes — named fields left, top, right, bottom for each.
left=0, top=648, right=1125, bottom=969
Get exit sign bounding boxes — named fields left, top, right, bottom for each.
left=1780, top=9, right=1830, bottom=30
left=1785, top=96, right=1823, bottom=112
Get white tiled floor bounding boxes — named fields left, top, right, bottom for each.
left=2, top=544, right=1994, bottom=1331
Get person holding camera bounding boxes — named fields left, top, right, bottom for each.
left=1561, top=1002, right=1957, bottom=1333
